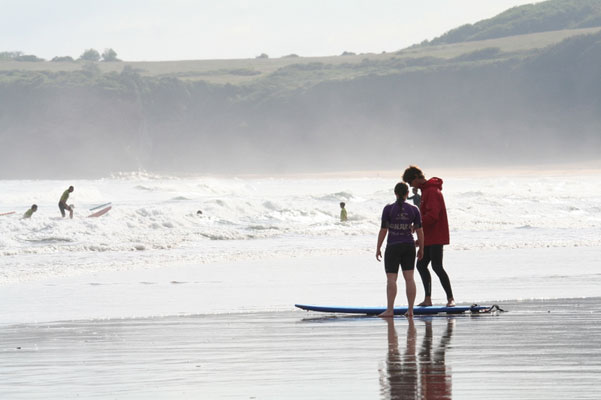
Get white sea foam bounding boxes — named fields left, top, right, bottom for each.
left=1, top=172, right=600, bottom=284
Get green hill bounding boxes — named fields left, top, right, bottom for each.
left=1, top=25, right=599, bottom=90
left=2, top=0, right=601, bottom=88
left=1, top=0, right=601, bottom=178
left=428, top=0, right=601, bottom=45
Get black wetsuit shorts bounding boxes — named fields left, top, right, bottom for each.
left=384, top=243, right=416, bottom=273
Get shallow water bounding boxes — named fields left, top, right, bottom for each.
left=1, top=298, right=600, bottom=399
left=1, top=172, right=600, bottom=398
left=0, top=246, right=599, bottom=399
left=1, top=246, right=599, bottom=324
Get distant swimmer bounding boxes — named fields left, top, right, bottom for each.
left=403, top=165, right=455, bottom=308
left=340, top=202, right=348, bottom=222
left=23, top=204, right=38, bottom=219
left=376, top=182, right=424, bottom=318
left=197, top=210, right=203, bottom=215
left=58, top=186, right=74, bottom=218
left=408, top=187, right=421, bottom=208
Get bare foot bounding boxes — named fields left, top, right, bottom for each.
left=378, top=310, right=394, bottom=318
left=446, top=299, right=456, bottom=307
left=404, top=310, right=413, bottom=318
left=417, top=301, right=432, bottom=307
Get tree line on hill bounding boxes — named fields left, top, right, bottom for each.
left=426, top=0, right=601, bottom=45
left=0, top=48, right=121, bottom=63
left=1, top=29, right=600, bottom=178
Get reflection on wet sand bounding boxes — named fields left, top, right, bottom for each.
left=381, top=318, right=454, bottom=400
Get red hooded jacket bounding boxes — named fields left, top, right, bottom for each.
left=419, top=177, right=450, bottom=246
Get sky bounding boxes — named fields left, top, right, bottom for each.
left=1, top=0, right=544, bottom=61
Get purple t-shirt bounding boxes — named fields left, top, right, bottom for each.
left=381, top=200, right=422, bottom=245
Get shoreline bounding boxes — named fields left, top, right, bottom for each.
left=1, top=245, right=600, bottom=325
left=1, top=297, right=600, bottom=399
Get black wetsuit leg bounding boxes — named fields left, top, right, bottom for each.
left=416, top=247, right=432, bottom=297
left=429, top=244, right=454, bottom=300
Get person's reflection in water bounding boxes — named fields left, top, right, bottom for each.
left=381, top=317, right=418, bottom=399
left=419, top=318, right=454, bottom=400
left=380, top=318, right=454, bottom=400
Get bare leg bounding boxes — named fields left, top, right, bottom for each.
left=378, top=273, right=398, bottom=318
left=64, top=204, right=74, bottom=219
left=402, top=269, right=416, bottom=317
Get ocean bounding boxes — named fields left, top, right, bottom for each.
left=2, top=169, right=599, bottom=286
left=1, top=169, right=600, bottom=399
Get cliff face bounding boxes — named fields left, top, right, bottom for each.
left=2, top=30, right=601, bottom=178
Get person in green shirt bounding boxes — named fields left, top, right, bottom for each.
left=59, top=186, right=74, bottom=218
left=340, top=202, right=348, bottom=222
left=23, top=204, right=37, bottom=219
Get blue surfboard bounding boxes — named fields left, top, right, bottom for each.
left=295, top=303, right=501, bottom=315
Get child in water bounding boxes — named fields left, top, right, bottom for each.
left=340, top=202, right=348, bottom=222
left=23, top=204, right=37, bottom=219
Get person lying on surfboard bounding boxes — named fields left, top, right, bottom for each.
left=23, top=204, right=37, bottom=219
left=58, top=186, right=74, bottom=219
left=376, top=182, right=424, bottom=318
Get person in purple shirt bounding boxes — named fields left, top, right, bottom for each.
left=376, top=182, right=424, bottom=318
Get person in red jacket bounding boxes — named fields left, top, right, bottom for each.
left=402, top=165, right=455, bottom=307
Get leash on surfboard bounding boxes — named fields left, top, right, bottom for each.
left=471, top=304, right=506, bottom=313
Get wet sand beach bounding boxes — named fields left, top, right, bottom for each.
left=2, top=246, right=600, bottom=324
left=1, top=246, right=600, bottom=399
left=1, top=297, right=600, bottom=399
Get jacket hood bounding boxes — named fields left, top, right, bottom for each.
left=423, top=177, right=443, bottom=190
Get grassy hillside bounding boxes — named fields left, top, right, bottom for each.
left=0, top=26, right=599, bottom=87
left=429, top=0, right=601, bottom=45
left=402, top=26, right=601, bottom=59
left=1, top=0, right=600, bottom=89
left=1, top=0, right=601, bottom=178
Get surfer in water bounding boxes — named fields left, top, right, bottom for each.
left=376, top=182, right=424, bottom=318
left=58, top=186, right=74, bottom=218
left=23, top=204, right=37, bottom=219
left=403, top=165, right=455, bottom=307
left=340, top=202, right=348, bottom=222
